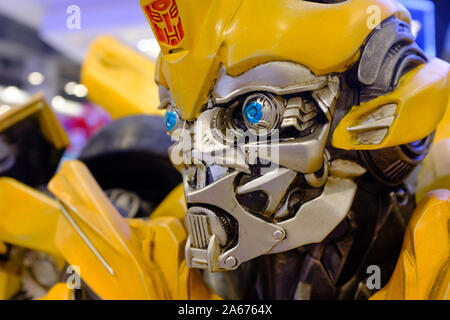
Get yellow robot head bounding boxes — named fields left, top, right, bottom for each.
left=141, top=0, right=449, bottom=272
left=141, top=0, right=411, bottom=120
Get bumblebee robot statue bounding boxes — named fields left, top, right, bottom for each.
left=1, top=0, right=450, bottom=300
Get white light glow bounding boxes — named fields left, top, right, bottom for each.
left=52, top=96, right=66, bottom=109
left=51, top=96, right=83, bottom=116
left=0, top=104, right=11, bottom=115
left=64, top=82, right=77, bottom=95
left=1, top=86, right=28, bottom=104
left=411, top=20, right=422, bottom=39
left=73, top=84, right=88, bottom=98
left=137, top=38, right=161, bottom=61
left=28, top=72, right=45, bottom=86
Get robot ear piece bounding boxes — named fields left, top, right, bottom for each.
left=357, top=18, right=427, bottom=103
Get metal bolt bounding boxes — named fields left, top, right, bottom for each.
left=273, top=230, right=285, bottom=241
left=224, top=256, right=237, bottom=268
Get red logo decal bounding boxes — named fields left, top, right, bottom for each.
left=144, top=0, right=185, bottom=47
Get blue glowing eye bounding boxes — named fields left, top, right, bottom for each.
left=165, top=111, right=178, bottom=131
left=243, top=101, right=263, bottom=125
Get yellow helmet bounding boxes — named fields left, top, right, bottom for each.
left=141, top=0, right=410, bottom=121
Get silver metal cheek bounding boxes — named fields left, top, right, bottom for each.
left=185, top=171, right=285, bottom=271
left=191, top=108, right=249, bottom=173
left=269, top=177, right=357, bottom=254
left=184, top=171, right=358, bottom=272
left=243, top=122, right=331, bottom=174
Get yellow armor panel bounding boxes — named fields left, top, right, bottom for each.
left=141, top=0, right=410, bottom=121
left=81, top=36, right=164, bottom=119
left=149, top=183, right=186, bottom=223
left=333, top=58, right=450, bottom=150
left=0, top=266, right=21, bottom=300
left=0, top=178, right=63, bottom=260
left=370, top=189, right=450, bottom=300
left=47, top=160, right=219, bottom=300
left=37, top=283, right=74, bottom=300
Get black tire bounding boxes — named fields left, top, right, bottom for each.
left=78, top=115, right=181, bottom=218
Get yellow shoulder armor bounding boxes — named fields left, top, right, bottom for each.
left=371, top=189, right=450, bottom=300
left=48, top=160, right=218, bottom=300
left=333, top=58, right=450, bottom=150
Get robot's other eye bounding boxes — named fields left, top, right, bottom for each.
left=242, top=94, right=281, bottom=133
left=165, top=110, right=179, bottom=131
left=243, top=101, right=263, bottom=125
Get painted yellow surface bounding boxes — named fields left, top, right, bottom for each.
left=47, top=160, right=218, bottom=300
left=434, top=92, right=450, bottom=144
left=0, top=268, right=21, bottom=300
left=150, top=183, right=186, bottom=223
left=129, top=217, right=220, bottom=300
left=0, top=92, right=69, bottom=149
left=141, top=0, right=410, bottom=120
left=0, top=177, right=63, bottom=260
left=416, top=139, right=450, bottom=203
left=81, top=36, right=164, bottom=119
left=333, top=58, right=450, bottom=150
left=371, top=189, right=450, bottom=300
left=37, top=283, right=73, bottom=300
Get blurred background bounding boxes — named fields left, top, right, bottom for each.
left=0, top=0, right=448, bottom=158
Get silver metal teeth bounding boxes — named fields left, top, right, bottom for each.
left=187, top=214, right=211, bottom=249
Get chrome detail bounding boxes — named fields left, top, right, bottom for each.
left=186, top=206, right=232, bottom=249
left=185, top=234, right=221, bottom=271
left=246, top=122, right=330, bottom=174
left=305, top=150, right=330, bottom=188
left=242, top=93, right=283, bottom=133
left=105, top=189, right=141, bottom=218
left=208, top=164, right=228, bottom=182
left=186, top=213, right=210, bottom=249
left=347, top=103, right=397, bottom=145
left=330, top=159, right=367, bottom=179
left=170, top=61, right=349, bottom=272
left=311, top=75, right=340, bottom=121
left=185, top=172, right=284, bottom=271
left=185, top=174, right=356, bottom=271
left=213, top=62, right=328, bottom=104
left=281, top=97, right=318, bottom=132
left=237, top=168, right=297, bottom=215
left=157, top=85, right=174, bottom=109
left=273, top=187, right=300, bottom=220
left=272, top=229, right=285, bottom=241
left=193, top=108, right=250, bottom=173
left=224, top=256, right=237, bottom=268
left=269, top=177, right=357, bottom=254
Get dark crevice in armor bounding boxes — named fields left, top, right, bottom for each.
left=0, top=117, right=64, bottom=190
